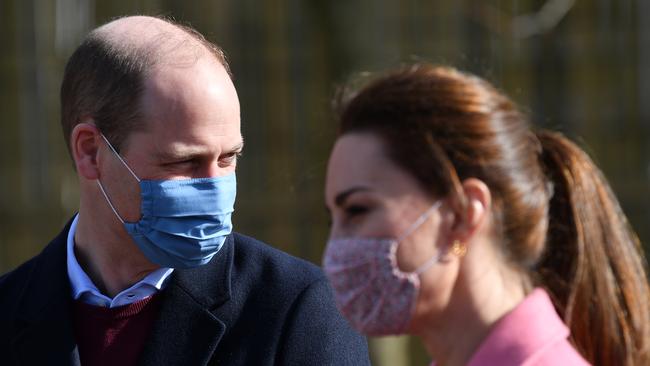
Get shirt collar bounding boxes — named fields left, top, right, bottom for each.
left=66, top=214, right=174, bottom=308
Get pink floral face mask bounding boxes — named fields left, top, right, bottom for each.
left=323, top=201, right=443, bottom=336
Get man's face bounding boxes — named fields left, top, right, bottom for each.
left=99, top=56, right=242, bottom=222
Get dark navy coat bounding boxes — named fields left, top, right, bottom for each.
left=0, top=220, right=370, bottom=365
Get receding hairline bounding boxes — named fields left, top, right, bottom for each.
left=90, top=15, right=228, bottom=72
left=94, top=16, right=193, bottom=46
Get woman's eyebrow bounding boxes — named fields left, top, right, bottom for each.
left=334, top=186, right=372, bottom=207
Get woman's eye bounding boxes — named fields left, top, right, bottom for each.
left=345, top=205, right=368, bottom=217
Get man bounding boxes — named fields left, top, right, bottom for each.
left=0, top=16, right=370, bottom=365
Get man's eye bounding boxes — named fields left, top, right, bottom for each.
left=164, top=159, right=195, bottom=168
left=219, top=152, right=241, bottom=165
left=181, top=159, right=202, bottom=168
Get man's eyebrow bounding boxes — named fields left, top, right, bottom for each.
left=155, top=141, right=245, bottom=161
left=155, top=148, right=207, bottom=161
left=334, top=186, right=372, bottom=207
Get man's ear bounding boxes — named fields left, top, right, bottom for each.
left=71, top=121, right=102, bottom=180
left=451, top=178, right=491, bottom=243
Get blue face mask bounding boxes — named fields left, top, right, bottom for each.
left=96, top=134, right=236, bottom=269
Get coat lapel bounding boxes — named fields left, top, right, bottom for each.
left=11, top=222, right=81, bottom=366
left=10, top=223, right=235, bottom=366
left=138, top=235, right=234, bottom=366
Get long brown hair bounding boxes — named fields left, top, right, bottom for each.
left=336, top=64, right=650, bottom=365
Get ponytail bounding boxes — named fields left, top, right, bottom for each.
left=535, top=130, right=650, bottom=366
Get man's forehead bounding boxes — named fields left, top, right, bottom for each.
left=121, top=126, right=242, bottom=156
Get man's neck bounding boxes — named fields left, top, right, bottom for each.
left=74, top=211, right=159, bottom=298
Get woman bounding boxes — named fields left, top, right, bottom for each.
left=322, top=64, right=650, bottom=366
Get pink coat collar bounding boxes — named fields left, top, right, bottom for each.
left=431, top=288, right=589, bottom=365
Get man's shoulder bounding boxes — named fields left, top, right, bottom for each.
left=0, top=255, right=40, bottom=303
left=220, top=232, right=371, bottom=365
left=230, top=232, right=324, bottom=286
left=0, top=224, right=69, bottom=317
left=0, top=248, right=54, bottom=332
left=222, top=231, right=331, bottom=311
left=231, top=232, right=322, bottom=271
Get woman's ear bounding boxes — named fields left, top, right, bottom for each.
left=71, top=121, right=102, bottom=180
left=451, top=178, right=491, bottom=243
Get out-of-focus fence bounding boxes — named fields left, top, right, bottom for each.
left=1, top=1, right=648, bottom=364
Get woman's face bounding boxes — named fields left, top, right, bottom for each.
left=325, top=132, right=459, bottom=329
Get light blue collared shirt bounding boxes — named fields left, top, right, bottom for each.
left=66, top=214, right=174, bottom=308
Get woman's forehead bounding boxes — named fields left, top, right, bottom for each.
left=325, top=133, right=425, bottom=203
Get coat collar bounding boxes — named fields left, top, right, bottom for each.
left=11, top=219, right=235, bottom=366
left=466, top=288, right=570, bottom=366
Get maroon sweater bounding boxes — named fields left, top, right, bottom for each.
left=72, top=294, right=162, bottom=366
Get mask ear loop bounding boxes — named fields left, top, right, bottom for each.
left=413, top=252, right=444, bottom=275
left=396, top=200, right=443, bottom=243
left=96, top=133, right=141, bottom=224
left=99, top=133, right=141, bottom=182
left=96, top=181, right=125, bottom=224
left=394, top=200, right=444, bottom=275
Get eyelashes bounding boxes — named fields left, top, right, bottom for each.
left=218, top=151, right=243, bottom=167
left=344, top=205, right=369, bottom=218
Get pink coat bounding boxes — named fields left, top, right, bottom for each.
left=432, top=288, right=590, bottom=366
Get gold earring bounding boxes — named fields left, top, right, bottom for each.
left=451, top=240, right=467, bottom=257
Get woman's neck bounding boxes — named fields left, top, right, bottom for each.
left=417, top=263, right=527, bottom=366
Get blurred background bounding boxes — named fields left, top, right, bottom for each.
left=1, top=0, right=648, bottom=364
